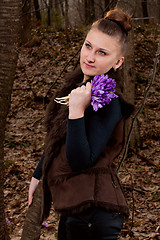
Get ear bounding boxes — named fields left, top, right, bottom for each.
left=113, top=57, right=124, bottom=71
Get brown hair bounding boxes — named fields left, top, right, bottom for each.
left=41, top=68, right=84, bottom=220
left=91, top=9, right=132, bottom=55
left=41, top=9, right=134, bottom=221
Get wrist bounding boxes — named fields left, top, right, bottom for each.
left=69, top=108, right=84, bottom=119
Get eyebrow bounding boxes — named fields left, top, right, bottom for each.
left=85, top=40, right=110, bottom=52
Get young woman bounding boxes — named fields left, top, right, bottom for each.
left=28, top=8, right=134, bottom=240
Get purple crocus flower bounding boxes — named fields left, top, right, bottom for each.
left=43, top=221, right=48, bottom=227
left=91, top=74, right=118, bottom=111
left=6, top=220, right=11, bottom=225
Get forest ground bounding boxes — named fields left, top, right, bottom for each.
left=4, top=23, right=160, bottom=239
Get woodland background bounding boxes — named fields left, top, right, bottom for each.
left=0, top=0, right=160, bottom=239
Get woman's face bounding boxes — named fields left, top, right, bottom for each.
left=80, top=28, right=124, bottom=80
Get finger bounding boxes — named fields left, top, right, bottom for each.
left=28, top=197, right=32, bottom=206
left=79, top=86, right=85, bottom=93
left=81, top=85, right=86, bottom=90
left=28, top=193, right=32, bottom=206
left=85, top=82, right=92, bottom=94
left=71, top=87, right=80, bottom=94
left=86, top=82, right=92, bottom=90
left=71, top=89, right=75, bottom=94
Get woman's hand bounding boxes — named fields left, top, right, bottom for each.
left=28, top=177, right=39, bottom=206
left=69, top=82, right=92, bottom=119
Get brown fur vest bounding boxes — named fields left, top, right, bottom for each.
left=47, top=117, right=129, bottom=217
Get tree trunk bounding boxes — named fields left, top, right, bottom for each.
left=21, top=0, right=32, bottom=45
left=104, top=0, right=111, bottom=11
left=34, top=0, right=41, bottom=22
left=84, top=0, right=95, bottom=25
left=64, top=0, right=69, bottom=40
left=109, top=0, right=118, bottom=9
left=21, top=181, right=42, bottom=240
left=59, top=0, right=65, bottom=17
left=116, top=0, right=140, bottom=147
left=116, top=0, right=137, bottom=15
left=90, top=0, right=95, bottom=22
left=47, top=0, right=52, bottom=26
left=141, top=0, right=149, bottom=24
left=0, top=0, right=20, bottom=239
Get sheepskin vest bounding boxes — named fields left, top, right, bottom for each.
left=47, top=117, right=129, bottom=217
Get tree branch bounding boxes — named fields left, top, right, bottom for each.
left=44, top=47, right=81, bottom=98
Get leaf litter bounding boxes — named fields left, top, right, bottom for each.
left=4, top=24, right=160, bottom=239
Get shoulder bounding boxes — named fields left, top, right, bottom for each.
left=98, top=98, right=122, bottom=116
left=85, top=98, right=122, bottom=123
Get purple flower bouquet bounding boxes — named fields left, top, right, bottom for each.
left=91, top=74, right=118, bottom=111
left=55, top=74, right=118, bottom=111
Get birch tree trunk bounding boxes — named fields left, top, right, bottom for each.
left=0, top=0, right=21, bottom=239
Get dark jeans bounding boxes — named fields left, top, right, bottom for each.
left=58, top=207, right=124, bottom=240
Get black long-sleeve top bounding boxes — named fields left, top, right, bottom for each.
left=33, top=98, right=122, bottom=180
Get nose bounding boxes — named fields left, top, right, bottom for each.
left=86, top=52, right=95, bottom=63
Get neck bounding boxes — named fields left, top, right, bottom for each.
left=83, top=74, right=91, bottom=83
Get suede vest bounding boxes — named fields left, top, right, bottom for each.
left=47, top=117, right=129, bottom=217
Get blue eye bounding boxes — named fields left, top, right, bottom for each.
left=99, top=51, right=106, bottom=55
left=85, top=43, right=91, bottom=49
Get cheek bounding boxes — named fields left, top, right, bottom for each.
left=96, top=59, right=114, bottom=74
left=80, top=48, right=86, bottom=69
left=100, top=57, right=116, bottom=69
left=80, top=47, right=86, bottom=59
left=80, top=48, right=84, bottom=63
left=97, top=59, right=109, bottom=70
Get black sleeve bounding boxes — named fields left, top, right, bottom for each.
left=66, top=98, right=122, bottom=171
left=32, top=151, right=45, bottom=180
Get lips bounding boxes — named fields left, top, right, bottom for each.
left=84, top=62, right=95, bottom=68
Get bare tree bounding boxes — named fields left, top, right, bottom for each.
left=141, top=0, right=149, bottom=23
left=84, top=0, right=95, bottom=24
left=64, top=0, right=70, bottom=40
left=43, top=0, right=52, bottom=26
left=116, top=0, right=140, bottom=146
left=104, top=0, right=111, bottom=11
left=34, top=0, right=42, bottom=22
left=21, top=0, right=32, bottom=45
left=116, top=0, right=137, bottom=104
left=0, top=0, right=21, bottom=239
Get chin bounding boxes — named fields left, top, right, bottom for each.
left=81, top=67, right=95, bottom=77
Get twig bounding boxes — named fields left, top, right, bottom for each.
left=15, top=48, right=38, bottom=99
left=132, top=149, right=159, bottom=168
left=124, top=185, right=144, bottom=194
left=21, top=0, right=65, bottom=16
left=132, top=17, right=154, bottom=20
left=101, top=0, right=115, bottom=17
left=117, top=42, right=160, bottom=174
left=44, top=0, right=115, bottom=98
left=44, top=47, right=81, bottom=98
left=119, top=170, right=135, bottom=235
left=129, top=172, right=135, bottom=236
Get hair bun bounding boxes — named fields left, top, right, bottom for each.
left=104, top=9, right=132, bottom=32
